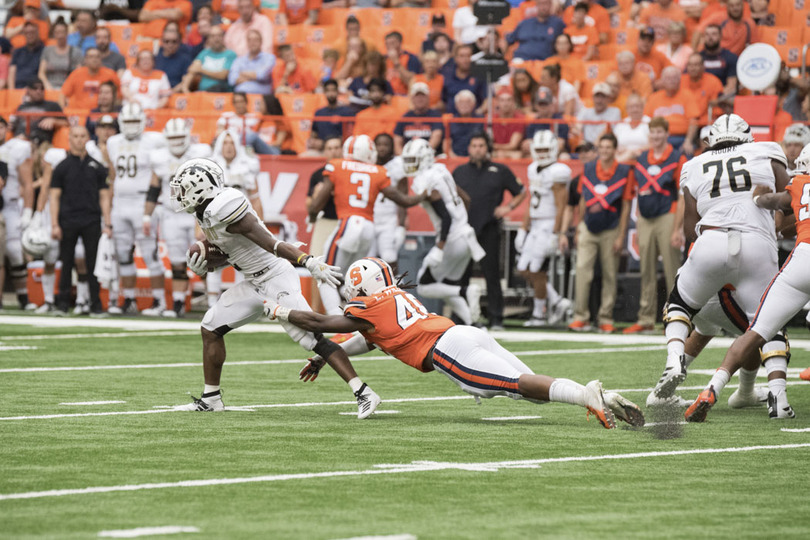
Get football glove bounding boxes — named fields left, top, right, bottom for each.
left=299, top=356, right=326, bottom=382
left=394, top=225, right=407, bottom=250
left=514, top=229, right=527, bottom=253
left=263, top=300, right=291, bottom=321
left=304, top=255, right=342, bottom=288
left=424, top=246, right=443, bottom=268
left=186, top=250, right=208, bottom=278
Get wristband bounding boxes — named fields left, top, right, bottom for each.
left=753, top=195, right=761, bottom=206
left=273, top=305, right=292, bottom=321
left=297, top=253, right=311, bottom=265
left=272, top=239, right=282, bottom=255
left=142, top=215, right=152, bottom=224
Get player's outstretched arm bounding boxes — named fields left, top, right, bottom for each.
left=265, top=300, right=372, bottom=334
left=381, top=184, right=427, bottom=208
left=754, top=190, right=791, bottom=212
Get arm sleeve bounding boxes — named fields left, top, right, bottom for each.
left=430, top=197, right=452, bottom=242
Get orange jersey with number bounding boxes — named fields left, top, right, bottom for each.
left=324, top=159, right=391, bottom=221
left=344, top=287, right=455, bottom=372
left=788, top=175, right=810, bottom=245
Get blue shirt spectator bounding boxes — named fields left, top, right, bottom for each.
left=446, top=89, right=484, bottom=157
left=506, top=0, right=566, bottom=61
left=155, top=30, right=193, bottom=89
left=347, top=76, right=394, bottom=110
left=700, top=48, right=738, bottom=87
left=10, top=24, right=44, bottom=89
left=393, top=83, right=444, bottom=152
left=312, top=80, right=355, bottom=141
left=228, top=29, right=275, bottom=94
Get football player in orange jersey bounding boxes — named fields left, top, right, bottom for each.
left=701, top=144, right=810, bottom=419
left=264, top=257, right=645, bottom=429
left=308, top=135, right=427, bottom=315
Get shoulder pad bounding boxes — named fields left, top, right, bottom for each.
left=44, top=148, right=67, bottom=168
left=188, top=144, right=212, bottom=159
left=755, top=141, right=788, bottom=167
left=204, top=188, right=251, bottom=226
left=549, top=162, right=572, bottom=183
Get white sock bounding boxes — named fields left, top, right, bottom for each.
left=76, top=279, right=89, bottom=304
left=708, top=368, right=731, bottom=396
left=548, top=378, right=586, bottom=406
left=768, top=377, right=787, bottom=396
left=418, top=282, right=461, bottom=299
left=737, top=367, right=759, bottom=395
left=665, top=321, right=690, bottom=364
left=683, top=352, right=697, bottom=369
left=152, top=289, right=165, bottom=307
left=318, top=281, right=343, bottom=315
left=446, top=295, right=472, bottom=325
left=546, top=283, right=561, bottom=306
left=348, top=377, right=363, bottom=393
left=765, top=357, right=789, bottom=395
left=203, top=384, right=220, bottom=396
left=533, top=298, right=546, bottom=319
left=172, top=290, right=185, bottom=302
left=123, top=288, right=136, bottom=299
left=41, top=272, right=55, bottom=304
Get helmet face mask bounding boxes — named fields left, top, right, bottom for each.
left=343, top=135, right=378, bottom=164
left=118, top=102, right=146, bottom=140
left=402, top=138, right=434, bottom=175
left=343, top=257, right=395, bottom=301
left=170, top=158, right=224, bottom=213
left=708, top=114, right=753, bottom=147
left=530, top=130, right=558, bottom=166
left=164, top=118, right=191, bottom=156
left=794, top=142, right=810, bottom=174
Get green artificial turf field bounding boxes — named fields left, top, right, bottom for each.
left=1, top=314, right=810, bottom=539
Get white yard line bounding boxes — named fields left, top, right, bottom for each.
left=781, top=428, right=810, bottom=433
left=60, top=401, right=127, bottom=406
left=97, top=526, right=199, bottom=538
left=338, top=410, right=400, bottom=415
left=482, top=416, right=543, bottom=421
left=334, top=535, right=416, bottom=540
left=2, top=443, right=808, bottom=501
left=2, top=331, right=198, bottom=341
left=0, top=345, right=38, bottom=351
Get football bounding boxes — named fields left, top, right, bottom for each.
left=188, top=240, right=229, bottom=270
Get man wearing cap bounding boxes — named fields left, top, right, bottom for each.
left=394, top=82, right=444, bottom=154
left=86, top=82, right=121, bottom=142
left=644, top=66, right=699, bottom=154
left=523, top=86, right=569, bottom=157
left=492, top=87, right=526, bottom=159
left=60, top=48, right=120, bottom=110
left=422, top=13, right=448, bottom=53
left=506, top=0, right=566, bottom=61
left=3, top=0, right=49, bottom=50
left=693, top=0, right=756, bottom=56
left=11, top=79, right=66, bottom=145
left=635, top=27, right=673, bottom=83
left=574, top=82, right=621, bottom=145
left=8, top=21, right=44, bottom=89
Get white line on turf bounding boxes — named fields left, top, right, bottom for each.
left=0, top=345, right=38, bottom=351
left=60, top=401, right=127, bottom=406
left=3, top=331, right=198, bottom=341
left=781, top=428, right=810, bottom=433
left=333, top=535, right=416, bottom=540
left=339, top=410, right=400, bottom=415
left=482, top=416, right=543, bottom=421
left=97, top=526, right=200, bottom=538
left=2, top=443, right=808, bottom=501
left=644, top=421, right=688, bottom=427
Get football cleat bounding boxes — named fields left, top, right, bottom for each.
left=24, top=302, right=37, bottom=312
left=623, top=323, right=654, bottom=334
left=354, top=383, right=380, bottom=419
left=548, top=298, right=572, bottom=326
left=584, top=380, right=616, bottom=429
left=653, top=356, right=687, bottom=398
left=767, top=391, right=796, bottom=419
left=466, top=283, right=482, bottom=323
left=523, top=317, right=547, bottom=327
left=174, top=393, right=225, bottom=412
left=646, top=392, right=692, bottom=408
left=727, top=387, right=769, bottom=409
left=598, top=323, right=617, bottom=334
left=35, top=302, right=55, bottom=314
left=72, top=302, right=90, bottom=315
left=604, top=391, right=645, bottom=426
left=568, top=320, right=591, bottom=332
left=109, top=298, right=138, bottom=315
left=142, top=299, right=165, bottom=317
left=684, top=386, right=717, bottom=422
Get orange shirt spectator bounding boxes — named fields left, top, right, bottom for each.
left=212, top=0, right=258, bottom=22
left=353, top=103, right=399, bottom=139
left=278, top=0, right=321, bottom=25
left=272, top=47, right=318, bottom=94
left=614, top=51, right=654, bottom=99
left=139, top=0, right=193, bottom=39
left=567, top=24, right=599, bottom=60
left=680, top=71, right=723, bottom=125
left=696, top=0, right=757, bottom=56
left=4, top=0, right=49, bottom=51
left=637, top=48, right=673, bottom=82
left=639, top=0, right=689, bottom=43
left=60, top=50, right=120, bottom=110
left=644, top=83, right=700, bottom=136
left=563, top=2, right=610, bottom=40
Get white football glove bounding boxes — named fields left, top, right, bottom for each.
left=304, top=255, right=342, bottom=287
left=514, top=229, right=527, bottom=254
left=263, top=299, right=291, bottom=321
left=424, top=246, right=444, bottom=268
left=21, top=207, right=33, bottom=230
left=547, top=233, right=560, bottom=255
left=186, top=250, right=208, bottom=278
left=394, top=226, right=407, bottom=250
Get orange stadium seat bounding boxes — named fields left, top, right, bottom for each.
left=609, top=27, right=639, bottom=50
left=773, top=0, right=807, bottom=25
left=189, top=116, right=218, bottom=145
left=757, top=26, right=802, bottom=48
left=734, top=95, right=779, bottom=141
left=105, top=23, right=147, bottom=44
left=246, top=94, right=266, bottom=113
left=580, top=61, right=615, bottom=97
left=197, top=92, right=235, bottom=114
left=432, top=0, right=468, bottom=8
left=169, top=93, right=200, bottom=114
left=316, top=8, right=350, bottom=27
left=278, top=93, right=325, bottom=153
left=5, top=89, right=26, bottom=111
left=52, top=126, right=69, bottom=149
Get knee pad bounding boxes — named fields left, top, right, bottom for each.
left=419, top=267, right=436, bottom=285
left=663, top=280, right=699, bottom=331
left=172, top=268, right=189, bottom=281
left=6, top=239, right=23, bottom=266
left=313, top=335, right=342, bottom=358
left=119, top=262, right=136, bottom=277
left=296, top=332, right=319, bottom=352
left=10, top=264, right=26, bottom=281
left=761, top=330, right=790, bottom=365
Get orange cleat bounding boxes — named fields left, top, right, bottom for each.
left=330, top=333, right=354, bottom=344
left=598, top=323, right=617, bottom=334
left=568, top=320, right=592, bottom=332
left=584, top=380, right=616, bottom=429
left=623, top=323, right=654, bottom=334
left=684, top=386, right=717, bottom=422
left=800, top=367, right=810, bottom=381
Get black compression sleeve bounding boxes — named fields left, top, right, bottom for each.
left=430, top=198, right=452, bottom=243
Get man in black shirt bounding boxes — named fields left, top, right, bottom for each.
left=0, top=159, right=7, bottom=310
left=50, top=126, right=112, bottom=315
left=12, top=79, right=68, bottom=146
left=454, top=133, right=526, bottom=329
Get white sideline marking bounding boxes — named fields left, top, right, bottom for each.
left=2, top=443, right=808, bottom=501
left=781, top=428, right=810, bottom=433
left=60, top=401, right=127, bottom=406
left=97, top=526, right=199, bottom=538
left=3, top=331, right=198, bottom=341
left=644, top=421, right=688, bottom=427
left=334, top=535, right=416, bottom=540
left=0, top=345, right=38, bottom=351
left=482, top=416, right=543, bottom=421
left=339, top=410, right=400, bottom=415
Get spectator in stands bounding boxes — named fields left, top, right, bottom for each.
left=539, top=63, right=581, bottom=117
left=11, top=79, right=67, bottom=145
left=613, top=94, right=650, bottom=161
left=612, top=50, right=653, bottom=101
left=574, top=82, right=621, bottom=145
left=644, top=66, right=699, bottom=154
left=156, top=27, right=194, bottom=92
left=217, top=92, right=278, bottom=155
left=409, top=51, right=444, bottom=109
left=228, top=29, right=274, bottom=94
left=120, top=50, right=172, bottom=110
left=490, top=87, right=525, bottom=159
left=67, top=10, right=101, bottom=53
left=566, top=3, right=598, bottom=61
left=60, top=48, right=120, bottom=110
left=560, top=132, right=633, bottom=333
left=278, top=0, right=319, bottom=25
left=86, top=82, right=121, bottom=140
left=348, top=51, right=394, bottom=110
left=4, top=0, right=49, bottom=50
left=433, top=33, right=454, bottom=75
left=507, top=0, right=566, bottom=61
left=453, top=0, right=480, bottom=45
left=750, top=0, right=775, bottom=26
left=546, top=33, right=585, bottom=95
left=510, top=68, right=539, bottom=115
left=336, top=15, right=376, bottom=66
left=320, top=48, right=340, bottom=83
left=212, top=0, right=241, bottom=22
left=445, top=90, right=483, bottom=158
left=562, top=0, right=608, bottom=44
left=384, top=31, right=422, bottom=97
left=635, top=27, right=672, bottom=84
left=273, top=44, right=317, bottom=95
left=694, top=0, right=756, bottom=56
left=656, top=21, right=692, bottom=71
left=523, top=86, right=568, bottom=157
left=8, top=22, right=43, bottom=89
left=37, top=20, right=83, bottom=91
left=185, top=4, right=213, bottom=56
left=311, top=79, right=355, bottom=149
left=259, top=93, right=292, bottom=154
left=393, top=82, right=443, bottom=154
left=353, top=78, right=399, bottom=139
left=182, top=25, right=235, bottom=92
left=442, top=44, right=487, bottom=115
left=638, top=0, right=687, bottom=43
left=699, top=24, right=738, bottom=96
left=603, top=72, right=627, bottom=116
left=140, top=0, right=193, bottom=39
left=335, top=36, right=367, bottom=84
left=95, top=28, right=126, bottom=77
left=421, top=13, right=448, bottom=53
left=224, top=0, right=273, bottom=57
left=682, top=52, right=726, bottom=126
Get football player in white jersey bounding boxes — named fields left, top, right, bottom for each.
left=403, top=138, right=486, bottom=325
left=105, top=102, right=168, bottom=316
left=372, top=133, right=407, bottom=270
left=143, top=118, right=212, bottom=318
left=782, top=123, right=810, bottom=176
left=515, top=131, right=573, bottom=327
left=85, top=114, right=117, bottom=167
left=0, top=117, right=34, bottom=310
left=646, top=114, right=792, bottom=422
left=170, top=158, right=381, bottom=418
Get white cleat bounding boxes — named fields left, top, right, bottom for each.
left=72, top=302, right=90, bottom=315
left=604, top=391, right=645, bottom=426
left=24, top=302, right=38, bottom=312
left=584, top=380, right=616, bottom=429
left=466, top=284, right=482, bottom=324
left=728, top=387, right=769, bottom=409
left=173, top=394, right=225, bottom=412
left=646, top=393, right=692, bottom=408
left=523, top=317, right=547, bottom=327
left=354, top=383, right=380, bottom=419
left=35, top=302, right=55, bottom=314
left=653, top=356, right=687, bottom=399
left=548, top=298, right=572, bottom=326
left=768, top=390, right=796, bottom=419
left=141, top=301, right=166, bottom=317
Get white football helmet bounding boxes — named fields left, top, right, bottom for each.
left=342, top=257, right=396, bottom=301
left=164, top=118, right=191, bottom=156
left=118, top=102, right=146, bottom=140
left=170, top=158, right=223, bottom=213
left=707, top=113, right=753, bottom=147
left=343, top=134, right=378, bottom=164
left=22, top=225, right=51, bottom=258
left=783, top=123, right=810, bottom=146
left=530, top=130, right=558, bottom=166
left=402, top=138, right=435, bottom=175
left=794, top=142, right=810, bottom=174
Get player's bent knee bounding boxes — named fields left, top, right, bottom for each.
left=664, top=283, right=699, bottom=331
left=761, top=330, right=791, bottom=365
left=418, top=267, right=436, bottom=285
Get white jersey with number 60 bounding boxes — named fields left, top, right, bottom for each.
left=106, top=131, right=166, bottom=200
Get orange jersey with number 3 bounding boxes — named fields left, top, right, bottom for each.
left=324, top=159, right=391, bottom=221
left=789, top=175, right=810, bottom=245
left=344, top=287, right=455, bottom=372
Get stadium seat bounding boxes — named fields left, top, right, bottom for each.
left=734, top=95, right=779, bottom=141
left=277, top=93, right=326, bottom=153
left=316, top=7, right=350, bottom=27
left=5, top=89, right=26, bottom=111
left=197, top=92, right=235, bottom=114
left=246, top=93, right=266, bottom=113
left=105, top=23, right=147, bottom=44
left=169, top=93, right=200, bottom=113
